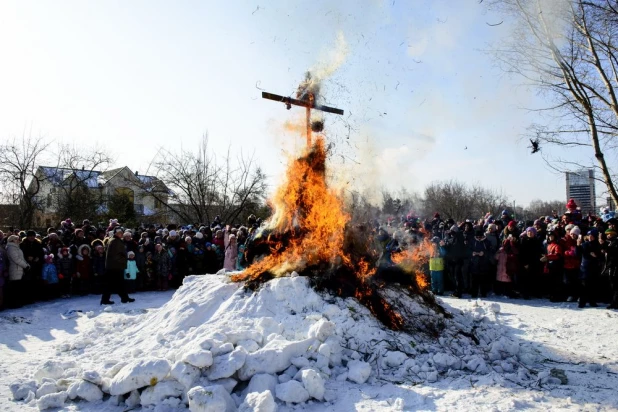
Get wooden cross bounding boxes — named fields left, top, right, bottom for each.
left=261, top=91, right=344, bottom=147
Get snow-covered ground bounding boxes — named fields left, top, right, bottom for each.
left=1, top=275, right=617, bottom=411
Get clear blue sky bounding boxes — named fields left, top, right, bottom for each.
left=0, top=0, right=598, bottom=206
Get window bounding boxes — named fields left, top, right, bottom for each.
left=115, top=187, right=134, bottom=204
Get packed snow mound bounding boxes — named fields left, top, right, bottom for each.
left=10, top=274, right=548, bottom=410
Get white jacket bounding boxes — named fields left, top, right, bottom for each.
left=7, top=242, right=29, bottom=281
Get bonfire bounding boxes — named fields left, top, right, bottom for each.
left=233, top=75, right=448, bottom=335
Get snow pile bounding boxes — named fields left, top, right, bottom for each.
left=9, top=274, right=548, bottom=410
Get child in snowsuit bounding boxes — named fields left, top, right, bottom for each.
left=56, top=247, right=73, bottom=298
left=41, top=254, right=59, bottom=300
left=429, top=237, right=446, bottom=295
left=125, top=251, right=139, bottom=293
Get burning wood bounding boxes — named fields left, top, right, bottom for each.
left=234, top=75, right=449, bottom=336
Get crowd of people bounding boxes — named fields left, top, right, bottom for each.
left=0, top=198, right=617, bottom=312
left=0, top=215, right=261, bottom=309
left=379, top=199, right=618, bottom=309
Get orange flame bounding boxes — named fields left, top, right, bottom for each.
left=390, top=238, right=432, bottom=291
left=232, top=136, right=349, bottom=280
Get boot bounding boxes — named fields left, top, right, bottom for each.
left=100, top=300, right=115, bottom=305
left=121, top=297, right=135, bottom=303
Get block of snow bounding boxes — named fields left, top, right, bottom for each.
left=207, top=347, right=248, bottom=380
left=489, top=303, right=501, bottom=314
left=226, top=330, right=263, bottom=345
left=81, top=370, right=102, bottom=385
left=182, top=349, right=214, bottom=368
left=187, top=385, right=236, bottom=412
left=9, top=379, right=37, bottom=400
left=308, top=319, right=336, bottom=342
left=140, top=380, right=184, bottom=406
left=67, top=380, right=103, bottom=402
left=239, top=390, right=276, bottom=412
left=125, top=390, right=141, bottom=408
left=433, top=353, right=462, bottom=371
left=466, top=357, right=489, bottom=373
left=35, top=382, right=57, bottom=399
left=347, top=360, right=372, bottom=384
left=291, top=356, right=311, bottom=369
left=238, top=337, right=314, bottom=380
left=171, top=361, right=201, bottom=390
left=109, top=358, right=172, bottom=396
left=246, top=374, right=277, bottom=396
left=237, top=339, right=260, bottom=353
left=34, top=360, right=65, bottom=382
left=107, top=361, right=128, bottom=378
left=36, top=391, right=67, bottom=410
left=211, top=377, right=237, bottom=394
left=384, top=351, right=408, bottom=368
left=301, top=369, right=325, bottom=401
left=278, top=374, right=291, bottom=384
left=275, top=380, right=310, bottom=403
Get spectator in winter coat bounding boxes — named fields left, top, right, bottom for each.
left=73, top=244, right=92, bottom=295
left=123, top=231, right=138, bottom=254
left=542, top=231, right=564, bottom=302
left=518, top=227, right=544, bottom=299
left=91, top=244, right=106, bottom=295
left=135, top=245, right=147, bottom=290
left=20, top=230, right=44, bottom=302
left=124, top=251, right=139, bottom=293
left=470, top=229, right=491, bottom=298
left=56, top=247, right=73, bottom=298
left=601, top=229, right=618, bottom=309
left=6, top=235, right=30, bottom=308
left=224, top=231, right=238, bottom=271
left=562, top=226, right=582, bottom=302
left=41, top=254, right=59, bottom=300
left=578, top=228, right=601, bottom=308
left=444, top=226, right=467, bottom=298
left=501, top=221, right=520, bottom=243
left=153, top=243, right=171, bottom=291
left=101, top=228, right=134, bottom=305
left=495, top=238, right=518, bottom=298
left=429, top=238, right=446, bottom=295
left=43, top=232, right=64, bottom=256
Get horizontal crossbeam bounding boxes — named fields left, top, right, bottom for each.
left=261, top=92, right=344, bottom=115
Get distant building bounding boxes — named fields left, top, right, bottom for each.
left=28, top=166, right=172, bottom=227
left=565, top=169, right=596, bottom=215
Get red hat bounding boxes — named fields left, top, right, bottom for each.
left=508, top=221, right=516, bottom=228
left=566, top=199, right=578, bottom=210
left=434, top=212, right=440, bottom=218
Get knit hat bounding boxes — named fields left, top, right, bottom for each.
left=45, top=254, right=54, bottom=263
left=566, top=199, right=578, bottom=210
left=508, top=221, right=516, bottom=228
left=26, top=230, right=36, bottom=237
left=587, top=228, right=599, bottom=237
left=431, top=236, right=440, bottom=243
left=526, top=227, right=537, bottom=236
left=450, top=225, right=459, bottom=233
left=487, top=223, right=497, bottom=233
left=185, top=236, right=192, bottom=242
left=169, top=230, right=177, bottom=237
left=565, top=224, right=575, bottom=232
left=605, top=229, right=617, bottom=237
left=128, top=251, right=135, bottom=257
left=570, top=227, right=581, bottom=236
left=196, top=232, right=204, bottom=239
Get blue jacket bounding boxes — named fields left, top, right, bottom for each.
left=580, top=240, right=601, bottom=279
left=125, top=260, right=139, bottom=280
left=42, top=263, right=59, bottom=284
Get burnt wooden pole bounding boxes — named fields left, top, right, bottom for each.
left=261, top=91, right=344, bottom=147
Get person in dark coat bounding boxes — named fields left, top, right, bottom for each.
left=91, top=244, right=106, bottom=295
left=602, top=228, right=618, bottom=309
left=578, top=228, right=601, bottom=308
left=470, top=229, right=491, bottom=298
left=444, top=225, right=467, bottom=298
left=20, top=230, right=45, bottom=302
left=518, top=227, right=544, bottom=299
left=101, top=228, right=134, bottom=305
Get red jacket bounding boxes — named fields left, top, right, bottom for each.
left=546, top=242, right=563, bottom=261
left=561, top=236, right=580, bottom=270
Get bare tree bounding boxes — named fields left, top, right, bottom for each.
left=0, top=134, right=51, bottom=228
left=423, top=180, right=510, bottom=222
left=488, top=0, right=618, bottom=204
left=150, top=135, right=268, bottom=225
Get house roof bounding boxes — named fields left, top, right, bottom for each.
left=38, top=166, right=170, bottom=193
